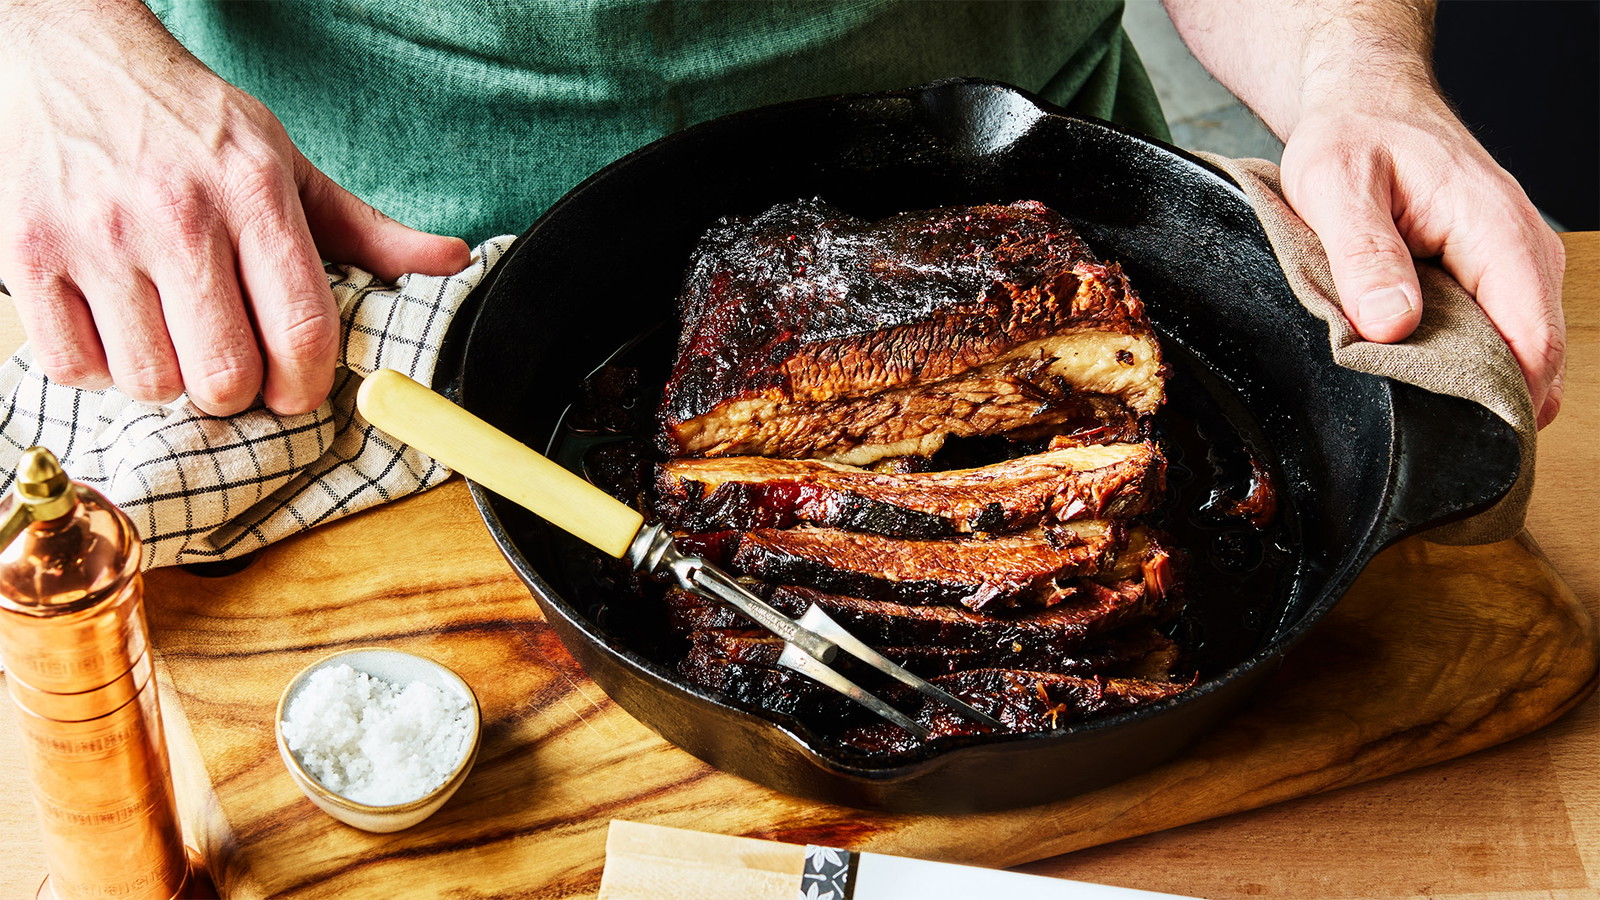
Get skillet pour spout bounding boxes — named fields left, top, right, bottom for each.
left=444, top=78, right=1520, bottom=812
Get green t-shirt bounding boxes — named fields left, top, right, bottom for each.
left=149, top=1, right=1167, bottom=243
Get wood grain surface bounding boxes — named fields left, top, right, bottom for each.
left=0, top=231, right=1597, bottom=899
left=145, top=497, right=1597, bottom=899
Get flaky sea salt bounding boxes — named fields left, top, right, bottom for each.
left=280, top=663, right=472, bottom=806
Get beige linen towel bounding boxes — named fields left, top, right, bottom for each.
left=1200, top=154, right=1536, bottom=545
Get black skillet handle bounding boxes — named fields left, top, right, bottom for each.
left=1374, top=381, right=1523, bottom=545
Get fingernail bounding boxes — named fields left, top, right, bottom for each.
left=1358, top=287, right=1414, bottom=325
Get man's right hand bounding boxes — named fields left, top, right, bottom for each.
left=0, top=0, right=472, bottom=416
left=1162, top=0, right=1566, bottom=428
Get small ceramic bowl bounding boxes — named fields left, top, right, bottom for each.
left=275, top=648, right=481, bottom=833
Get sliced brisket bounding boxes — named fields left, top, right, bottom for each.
left=717, top=521, right=1146, bottom=611
left=837, top=669, right=1195, bottom=754
left=654, top=441, right=1164, bottom=537
left=659, top=199, right=1164, bottom=464
left=664, top=580, right=1176, bottom=655
left=676, top=655, right=851, bottom=727
left=685, top=628, right=987, bottom=677
left=645, top=197, right=1193, bottom=749
left=682, top=620, right=1178, bottom=679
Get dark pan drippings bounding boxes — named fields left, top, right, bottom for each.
left=540, top=322, right=1298, bottom=754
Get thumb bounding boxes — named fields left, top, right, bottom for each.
left=1286, top=157, right=1424, bottom=344
left=294, top=154, right=473, bottom=282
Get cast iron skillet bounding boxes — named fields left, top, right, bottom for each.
left=440, top=79, right=1520, bottom=812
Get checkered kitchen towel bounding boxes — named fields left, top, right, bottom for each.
left=0, top=237, right=515, bottom=570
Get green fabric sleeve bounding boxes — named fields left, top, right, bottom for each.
left=148, top=1, right=1168, bottom=242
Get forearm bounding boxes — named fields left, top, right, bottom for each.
left=1, top=0, right=209, bottom=150
left=1161, top=0, right=1438, bottom=137
left=3, top=0, right=192, bottom=71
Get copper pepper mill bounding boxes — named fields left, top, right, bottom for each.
left=0, top=448, right=210, bottom=900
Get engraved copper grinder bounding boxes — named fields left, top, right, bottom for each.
left=0, top=448, right=208, bottom=900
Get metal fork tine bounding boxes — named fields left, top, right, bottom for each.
left=797, top=605, right=1004, bottom=731
left=628, top=524, right=998, bottom=736
left=776, top=644, right=931, bottom=739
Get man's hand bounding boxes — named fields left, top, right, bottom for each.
left=0, top=0, right=473, bottom=416
left=1163, top=0, right=1566, bottom=427
left=1281, top=87, right=1566, bottom=426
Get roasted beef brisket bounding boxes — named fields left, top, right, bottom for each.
left=704, top=521, right=1155, bottom=611
left=683, top=621, right=1178, bottom=680
left=676, top=655, right=846, bottom=725
left=686, top=629, right=988, bottom=677
left=639, top=198, right=1191, bottom=752
left=659, top=199, right=1164, bottom=464
left=667, top=584, right=1179, bottom=666
left=654, top=441, right=1164, bottom=538
left=836, top=669, right=1195, bottom=754
left=681, top=643, right=1186, bottom=742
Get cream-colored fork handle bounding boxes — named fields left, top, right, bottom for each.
left=356, top=369, right=645, bottom=558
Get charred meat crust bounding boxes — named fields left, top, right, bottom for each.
left=654, top=442, right=1165, bottom=538
left=836, top=669, right=1197, bottom=754
left=681, top=652, right=1188, bottom=745
left=677, top=655, right=846, bottom=726
left=686, top=628, right=989, bottom=677
left=703, top=521, right=1148, bottom=612
left=684, top=622, right=1178, bottom=679
left=658, top=529, right=1185, bottom=747
left=666, top=581, right=1180, bottom=661
left=659, top=199, right=1164, bottom=462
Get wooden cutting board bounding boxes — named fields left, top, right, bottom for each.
left=141, top=477, right=1596, bottom=899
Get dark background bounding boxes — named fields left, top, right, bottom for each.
left=1434, top=0, right=1599, bottom=230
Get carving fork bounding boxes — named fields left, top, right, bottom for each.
left=357, top=369, right=1002, bottom=738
